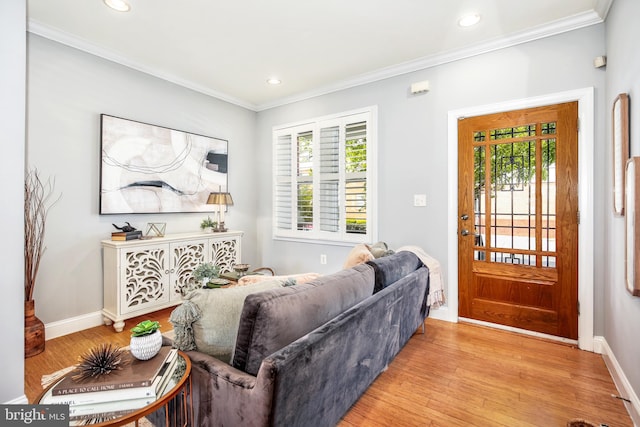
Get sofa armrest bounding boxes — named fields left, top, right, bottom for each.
left=187, top=350, right=258, bottom=389
left=185, top=350, right=276, bottom=427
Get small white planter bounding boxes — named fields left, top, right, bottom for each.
left=130, top=330, right=162, bottom=360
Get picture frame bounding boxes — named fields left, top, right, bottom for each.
left=612, top=93, right=630, bottom=215
left=100, top=114, right=228, bottom=214
left=625, top=157, right=640, bottom=297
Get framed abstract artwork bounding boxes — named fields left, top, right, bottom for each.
left=100, top=115, right=228, bottom=214
left=625, top=157, right=640, bottom=297
left=612, top=93, right=629, bottom=215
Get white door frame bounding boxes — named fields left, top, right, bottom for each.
left=439, top=87, right=595, bottom=351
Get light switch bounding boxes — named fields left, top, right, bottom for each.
left=414, top=194, right=427, bottom=206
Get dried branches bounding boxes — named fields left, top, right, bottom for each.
left=24, top=169, right=60, bottom=302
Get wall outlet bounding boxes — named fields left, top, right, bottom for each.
left=320, top=254, right=327, bottom=265
left=414, top=194, right=427, bottom=206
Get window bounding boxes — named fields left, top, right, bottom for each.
left=273, top=107, right=377, bottom=244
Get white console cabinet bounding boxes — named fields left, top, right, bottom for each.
left=101, top=231, right=243, bottom=332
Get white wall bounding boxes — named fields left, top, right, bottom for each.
left=26, top=35, right=258, bottom=325
left=0, top=0, right=27, bottom=403
left=604, top=0, right=640, bottom=404
left=256, top=25, right=607, bottom=335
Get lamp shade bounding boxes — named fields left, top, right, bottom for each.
left=206, top=192, right=233, bottom=206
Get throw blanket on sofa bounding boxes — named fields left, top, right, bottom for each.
left=396, top=245, right=445, bottom=309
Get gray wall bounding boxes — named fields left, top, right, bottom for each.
left=26, top=35, right=258, bottom=324
left=0, top=0, right=26, bottom=403
left=11, top=6, right=640, bottom=405
left=256, top=25, right=607, bottom=330
left=604, top=0, right=640, bottom=403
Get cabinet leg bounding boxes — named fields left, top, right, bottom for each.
left=113, top=320, right=125, bottom=332
left=103, top=316, right=113, bottom=326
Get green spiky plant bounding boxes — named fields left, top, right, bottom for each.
left=72, top=343, right=127, bottom=381
left=130, top=320, right=160, bottom=337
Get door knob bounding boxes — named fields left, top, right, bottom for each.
left=460, top=214, right=469, bottom=220
left=460, top=229, right=470, bottom=236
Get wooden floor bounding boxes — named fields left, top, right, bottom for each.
left=26, top=311, right=632, bottom=426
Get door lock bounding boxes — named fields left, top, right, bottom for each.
left=460, top=214, right=469, bottom=220
left=460, top=229, right=470, bottom=236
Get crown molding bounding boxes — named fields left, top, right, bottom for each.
left=595, top=0, right=614, bottom=20
left=28, top=10, right=603, bottom=113
left=27, top=19, right=258, bottom=111
left=256, top=10, right=604, bottom=111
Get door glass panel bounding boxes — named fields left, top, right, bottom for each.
left=541, top=135, right=557, bottom=267
left=473, top=145, right=486, bottom=261
left=489, top=140, right=536, bottom=265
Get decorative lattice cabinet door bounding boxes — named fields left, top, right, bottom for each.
left=170, top=239, right=208, bottom=300
left=209, top=235, right=241, bottom=273
left=102, top=231, right=243, bottom=332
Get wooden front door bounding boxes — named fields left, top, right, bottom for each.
left=458, top=102, right=579, bottom=339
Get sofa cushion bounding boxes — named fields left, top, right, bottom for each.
left=178, top=279, right=284, bottom=363
left=367, top=251, right=423, bottom=293
left=343, top=244, right=374, bottom=269
left=232, top=263, right=375, bottom=375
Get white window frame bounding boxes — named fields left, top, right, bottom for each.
left=272, top=106, right=378, bottom=246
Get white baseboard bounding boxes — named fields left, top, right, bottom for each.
left=45, top=311, right=105, bottom=340
left=428, top=306, right=456, bottom=322
left=4, top=395, right=28, bottom=404
left=596, top=335, right=640, bottom=426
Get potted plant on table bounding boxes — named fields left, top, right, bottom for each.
left=129, top=320, right=162, bottom=360
left=193, top=262, right=220, bottom=288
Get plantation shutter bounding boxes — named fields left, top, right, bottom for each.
left=273, top=107, right=376, bottom=244
left=296, top=131, right=313, bottom=231
left=274, top=133, right=292, bottom=230
left=319, top=126, right=340, bottom=232
left=345, top=121, right=367, bottom=234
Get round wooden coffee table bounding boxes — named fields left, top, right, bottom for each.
left=37, top=351, right=192, bottom=426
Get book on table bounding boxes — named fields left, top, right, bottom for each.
left=44, top=347, right=177, bottom=405
left=66, top=353, right=181, bottom=421
left=111, top=230, right=142, bottom=241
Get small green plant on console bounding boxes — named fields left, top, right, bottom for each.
left=200, top=216, right=217, bottom=230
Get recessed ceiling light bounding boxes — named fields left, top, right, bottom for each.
left=103, top=0, right=131, bottom=12
left=267, top=78, right=282, bottom=85
left=458, top=13, right=481, bottom=27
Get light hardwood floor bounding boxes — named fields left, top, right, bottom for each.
left=25, top=311, right=633, bottom=426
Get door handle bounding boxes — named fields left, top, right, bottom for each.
left=460, top=214, right=469, bottom=220
left=460, top=229, right=470, bottom=236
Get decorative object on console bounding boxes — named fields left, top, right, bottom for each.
left=129, top=320, right=162, bottom=360
left=111, top=222, right=142, bottom=240
left=100, top=114, right=228, bottom=214
left=145, top=222, right=166, bottom=237
left=206, top=187, right=234, bottom=232
left=199, top=216, right=217, bottom=232
left=112, top=222, right=137, bottom=232
left=233, top=263, right=250, bottom=277
left=24, top=168, right=61, bottom=358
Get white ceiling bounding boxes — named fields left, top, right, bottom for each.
left=27, top=0, right=611, bottom=111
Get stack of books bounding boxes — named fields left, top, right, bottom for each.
left=111, top=230, right=143, bottom=241
left=43, top=347, right=178, bottom=423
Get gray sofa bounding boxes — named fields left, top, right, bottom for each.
left=160, top=250, right=430, bottom=427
